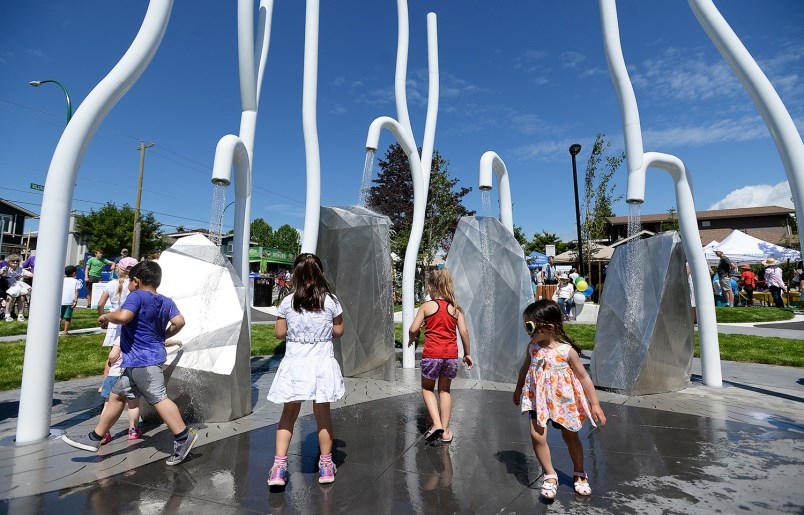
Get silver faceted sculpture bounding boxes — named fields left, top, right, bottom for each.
left=141, top=234, right=252, bottom=422
left=591, top=231, right=694, bottom=394
left=317, top=206, right=395, bottom=379
left=447, top=216, right=533, bottom=384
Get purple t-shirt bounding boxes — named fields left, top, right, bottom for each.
left=119, top=289, right=181, bottom=368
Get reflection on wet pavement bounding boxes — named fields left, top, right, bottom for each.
left=2, top=390, right=801, bottom=514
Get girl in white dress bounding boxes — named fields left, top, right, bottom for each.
left=267, top=253, right=344, bottom=487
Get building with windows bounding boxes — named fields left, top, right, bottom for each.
left=606, top=206, right=796, bottom=248
left=0, top=199, right=37, bottom=259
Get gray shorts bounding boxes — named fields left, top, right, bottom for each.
left=111, top=365, right=168, bottom=405
left=718, top=275, right=732, bottom=292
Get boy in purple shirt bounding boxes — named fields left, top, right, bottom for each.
left=63, top=260, right=198, bottom=465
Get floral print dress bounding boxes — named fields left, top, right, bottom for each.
left=519, top=342, right=595, bottom=432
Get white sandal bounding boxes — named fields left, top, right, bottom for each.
left=573, top=472, right=592, bottom=496
left=540, top=473, right=558, bottom=500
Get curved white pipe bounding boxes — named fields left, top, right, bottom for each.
left=16, top=0, right=174, bottom=444
left=642, top=152, right=721, bottom=387
left=237, top=0, right=257, bottom=112
left=478, top=151, right=514, bottom=235
left=212, top=135, right=251, bottom=283
left=688, top=0, right=804, bottom=255
left=255, top=0, right=273, bottom=108
left=366, top=116, right=425, bottom=369
left=394, top=0, right=414, bottom=141
left=599, top=0, right=645, bottom=202
left=300, top=0, right=321, bottom=253
left=419, top=12, right=439, bottom=187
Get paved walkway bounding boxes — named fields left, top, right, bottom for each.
left=0, top=312, right=801, bottom=513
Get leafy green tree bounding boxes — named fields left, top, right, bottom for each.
left=273, top=224, right=300, bottom=253
left=526, top=230, right=569, bottom=256
left=250, top=218, right=274, bottom=247
left=366, top=143, right=474, bottom=291
left=513, top=225, right=529, bottom=248
left=660, top=208, right=680, bottom=232
left=579, top=133, right=624, bottom=273
left=75, top=203, right=163, bottom=259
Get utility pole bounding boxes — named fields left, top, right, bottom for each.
left=132, top=141, right=154, bottom=259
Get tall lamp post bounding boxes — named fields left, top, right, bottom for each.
left=569, top=143, right=584, bottom=277
left=29, top=80, right=72, bottom=124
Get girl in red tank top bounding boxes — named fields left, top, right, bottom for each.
left=408, top=269, right=474, bottom=443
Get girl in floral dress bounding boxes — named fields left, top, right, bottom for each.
left=513, top=299, right=606, bottom=500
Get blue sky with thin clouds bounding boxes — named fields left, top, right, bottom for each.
left=1, top=1, right=801, bottom=245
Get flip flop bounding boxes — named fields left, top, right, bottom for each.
left=424, top=428, right=444, bottom=442
left=440, top=432, right=453, bottom=443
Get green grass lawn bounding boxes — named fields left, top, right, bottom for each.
left=0, top=307, right=799, bottom=391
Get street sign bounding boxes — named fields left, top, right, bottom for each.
left=30, top=183, right=44, bottom=191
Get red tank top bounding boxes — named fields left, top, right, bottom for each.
left=422, top=299, right=459, bottom=359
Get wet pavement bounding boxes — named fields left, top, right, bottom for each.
left=1, top=348, right=802, bottom=514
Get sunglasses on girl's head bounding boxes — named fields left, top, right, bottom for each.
left=524, top=321, right=547, bottom=334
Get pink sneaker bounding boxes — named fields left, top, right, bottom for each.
left=128, top=427, right=143, bottom=440
left=267, top=464, right=288, bottom=486
left=318, top=461, right=336, bottom=484
left=100, top=432, right=113, bottom=445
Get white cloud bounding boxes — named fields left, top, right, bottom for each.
left=559, top=51, right=585, bottom=69
left=708, top=181, right=793, bottom=210
left=643, top=115, right=768, bottom=147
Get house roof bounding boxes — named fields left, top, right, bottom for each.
left=606, top=205, right=794, bottom=225
left=0, top=198, right=38, bottom=218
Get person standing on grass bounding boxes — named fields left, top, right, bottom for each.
left=60, top=266, right=82, bottom=335
left=84, top=250, right=113, bottom=309
left=1, top=254, right=28, bottom=322
left=715, top=250, right=735, bottom=307
left=408, top=268, right=474, bottom=444
left=62, top=260, right=198, bottom=466
left=762, top=258, right=786, bottom=308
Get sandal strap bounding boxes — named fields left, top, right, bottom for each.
left=573, top=471, right=588, bottom=479
left=542, top=473, right=558, bottom=481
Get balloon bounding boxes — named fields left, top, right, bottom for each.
left=576, top=280, right=588, bottom=292
left=583, top=286, right=594, bottom=298
left=573, top=292, right=586, bottom=306
left=574, top=275, right=584, bottom=285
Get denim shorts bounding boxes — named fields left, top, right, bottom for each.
left=100, top=375, right=120, bottom=400
left=112, top=365, right=168, bottom=405
left=420, top=358, right=459, bottom=381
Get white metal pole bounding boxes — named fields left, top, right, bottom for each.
left=418, top=12, right=439, bottom=187
left=300, top=0, right=321, bottom=253
left=16, top=0, right=173, bottom=444
left=688, top=0, right=804, bottom=255
left=478, top=151, right=514, bottom=235
left=643, top=152, right=721, bottom=387
left=366, top=117, right=424, bottom=369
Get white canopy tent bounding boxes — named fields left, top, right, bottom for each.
left=704, top=230, right=801, bottom=265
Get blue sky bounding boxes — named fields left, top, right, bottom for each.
left=1, top=1, right=801, bottom=245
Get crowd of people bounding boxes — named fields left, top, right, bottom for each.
left=712, top=250, right=797, bottom=308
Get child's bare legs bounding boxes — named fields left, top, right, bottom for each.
left=275, top=402, right=302, bottom=456
left=95, top=394, right=126, bottom=435
left=126, top=399, right=141, bottom=431
left=152, top=398, right=188, bottom=435
left=313, top=402, right=333, bottom=455
left=561, top=428, right=588, bottom=486
left=421, top=377, right=443, bottom=431
left=530, top=420, right=557, bottom=483
left=62, top=317, right=71, bottom=335
left=438, top=376, right=453, bottom=439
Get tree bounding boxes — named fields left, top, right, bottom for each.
left=513, top=225, right=528, bottom=248
left=366, top=144, right=474, bottom=283
left=273, top=224, right=300, bottom=253
left=250, top=218, right=274, bottom=247
left=579, top=133, right=624, bottom=273
left=75, top=203, right=163, bottom=259
left=526, top=230, right=569, bottom=256
left=660, top=208, right=680, bottom=232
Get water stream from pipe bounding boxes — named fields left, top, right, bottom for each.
left=617, top=202, right=644, bottom=392
left=208, top=184, right=227, bottom=247
left=359, top=149, right=376, bottom=207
